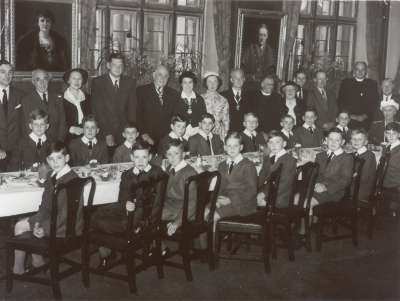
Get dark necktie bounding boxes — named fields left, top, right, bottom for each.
left=170, top=168, right=176, bottom=176
left=51, top=174, right=57, bottom=186
left=88, top=141, right=93, bottom=150
left=326, top=152, right=335, bottom=165
left=308, top=127, right=314, bottom=134
left=2, top=89, right=8, bottom=116
left=37, top=138, right=42, bottom=150
left=156, top=86, right=163, bottom=105
left=206, top=135, right=212, bottom=154
left=353, top=152, right=359, bottom=159
left=228, top=161, right=234, bottom=174
left=114, top=80, right=119, bottom=90
left=320, top=89, right=327, bottom=102
left=251, top=134, right=256, bottom=148
left=270, top=155, right=276, bottom=165
left=234, top=92, right=240, bottom=110
left=43, top=93, right=47, bottom=103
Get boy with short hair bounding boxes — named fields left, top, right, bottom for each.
left=350, top=129, right=377, bottom=202
left=12, top=142, right=80, bottom=274
left=214, top=132, right=258, bottom=220
left=112, top=122, right=140, bottom=163
left=188, top=113, right=224, bottom=156
left=162, top=139, right=198, bottom=236
left=279, top=114, right=296, bottom=149
left=9, top=109, right=50, bottom=171
left=68, top=115, right=109, bottom=166
left=294, top=109, right=324, bottom=148
left=335, top=111, right=351, bottom=143
left=240, top=112, right=267, bottom=152
left=158, top=115, right=188, bottom=157
left=91, top=141, right=167, bottom=268
left=382, top=122, right=400, bottom=211
left=257, top=130, right=297, bottom=208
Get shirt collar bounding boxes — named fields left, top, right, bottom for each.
left=227, top=154, right=243, bottom=165
left=336, top=125, right=348, bottom=131
left=232, top=87, right=241, bottom=95
left=261, top=90, right=271, bottom=96
left=327, top=148, right=344, bottom=157
left=81, top=136, right=97, bottom=145
left=172, top=160, right=187, bottom=173
left=181, top=91, right=196, bottom=100
left=52, top=164, right=71, bottom=180
left=390, top=140, right=400, bottom=149
left=354, top=77, right=365, bottom=82
left=109, top=73, right=120, bottom=84
left=270, top=149, right=286, bottom=161
left=133, top=164, right=152, bottom=175
left=124, top=140, right=134, bottom=149
left=198, top=130, right=213, bottom=140
left=303, top=123, right=316, bottom=130
left=0, top=86, right=9, bottom=96
left=36, top=90, right=48, bottom=100
left=29, top=132, right=47, bottom=144
left=169, top=131, right=184, bottom=140
left=356, top=146, right=367, bottom=155
left=243, top=129, right=257, bottom=137
left=281, top=129, right=293, bottom=137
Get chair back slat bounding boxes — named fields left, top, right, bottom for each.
left=372, top=152, right=390, bottom=200
left=50, top=177, right=96, bottom=241
left=295, top=162, right=319, bottom=211
left=265, top=164, right=283, bottom=216
left=182, top=171, right=221, bottom=229
left=350, top=157, right=365, bottom=206
left=126, top=174, right=169, bottom=239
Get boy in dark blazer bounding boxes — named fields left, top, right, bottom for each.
left=312, top=128, right=354, bottom=210
left=240, top=112, right=267, bottom=152
left=68, top=115, right=109, bottom=166
left=13, top=142, right=80, bottom=274
left=350, top=129, right=377, bottom=202
left=188, top=113, right=224, bottom=156
left=294, top=109, right=325, bottom=148
left=214, top=132, right=258, bottom=220
left=91, top=53, right=137, bottom=148
left=21, top=69, right=66, bottom=142
left=112, top=122, right=140, bottom=163
left=0, top=60, right=24, bottom=171
left=158, top=115, right=189, bottom=157
left=335, top=111, right=352, bottom=143
left=9, top=109, right=50, bottom=171
left=280, top=115, right=296, bottom=149
left=162, top=139, right=198, bottom=236
left=382, top=122, right=400, bottom=210
left=257, top=131, right=297, bottom=208
left=91, top=141, right=167, bottom=268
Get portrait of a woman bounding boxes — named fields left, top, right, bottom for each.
left=16, top=9, right=69, bottom=72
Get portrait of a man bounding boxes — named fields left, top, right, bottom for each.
left=15, top=1, right=71, bottom=72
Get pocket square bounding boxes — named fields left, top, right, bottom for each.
left=14, top=104, right=22, bottom=109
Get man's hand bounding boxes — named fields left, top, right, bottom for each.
left=33, top=222, right=45, bottom=238
left=314, top=183, right=327, bottom=193
left=257, top=192, right=266, bottom=207
left=0, top=149, right=7, bottom=160
left=125, top=200, right=136, bottom=212
left=105, top=135, right=115, bottom=147
left=216, top=196, right=231, bottom=207
left=350, top=114, right=368, bottom=122
left=142, top=134, right=155, bottom=145
left=167, top=222, right=178, bottom=236
left=70, top=126, right=84, bottom=136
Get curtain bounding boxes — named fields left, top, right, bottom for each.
left=366, top=1, right=383, bottom=83
left=80, top=0, right=97, bottom=72
left=213, top=0, right=232, bottom=90
left=282, top=0, right=301, bottom=80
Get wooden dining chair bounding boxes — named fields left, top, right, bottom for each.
left=5, top=176, right=96, bottom=299
left=162, top=171, right=222, bottom=281
left=82, top=174, right=169, bottom=294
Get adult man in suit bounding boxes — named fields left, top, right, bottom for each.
left=136, top=65, right=179, bottom=146
left=248, top=75, right=285, bottom=134
left=21, top=69, right=66, bottom=142
left=306, top=71, right=338, bottom=130
left=337, top=61, right=379, bottom=129
left=294, top=70, right=308, bottom=104
left=91, top=53, right=137, bottom=148
left=221, top=68, right=252, bottom=132
left=0, top=60, right=24, bottom=171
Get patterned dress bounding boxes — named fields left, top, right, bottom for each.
left=201, top=91, right=230, bottom=140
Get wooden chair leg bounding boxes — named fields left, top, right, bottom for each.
left=287, top=223, right=295, bottom=262
left=49, top=258, right=62, bottom=299
left=262, top=225, right=271, bottom=273
left=305, top=216, right=312, bottom=252
left=5, top=246, right=13, bottom=293
left=81, top=241, right=90, bottom=288
left=207, top=229, right=215, bottom=271
left=271, top=224, right=277, bottom=259
left=214, top=228, right=222, bottom=268
left=368, top=208, right=376, bottom=239
left=316, top=218, right=324, bottom=252
left=155, top=237, right=164, bottom=279
left=181, top=242, right=193, bottom=281
left=352, top=215, right=358, bottom=247
left=126, top=252, right=137, bottom=294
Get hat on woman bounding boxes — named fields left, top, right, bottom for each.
left=202, top=71, right=222, bottom=89
left=63, top=68, right=89, bottom=85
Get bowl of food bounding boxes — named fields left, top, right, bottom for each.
left=89, top=160, right=98, bottom=169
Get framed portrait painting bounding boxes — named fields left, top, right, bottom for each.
left=235, top=8, right=287, bottom=81
left=5, top=0, right=80, bottom=77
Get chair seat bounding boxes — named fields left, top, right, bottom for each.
left=314, top=201, right=356, bottom=217
left=89, top=229, right=152, bottom=251
left=217, top=211, right=265, bottom=233
left=273, top=206, right=306, bottom=220
left=6, top=233, right=82, bottom=255
left=165, top=221, right=211, bottom=241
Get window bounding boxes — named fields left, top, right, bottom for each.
left=93, top=1, right=203, bottom=74
left=293, top=0, right=357, bottom=74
